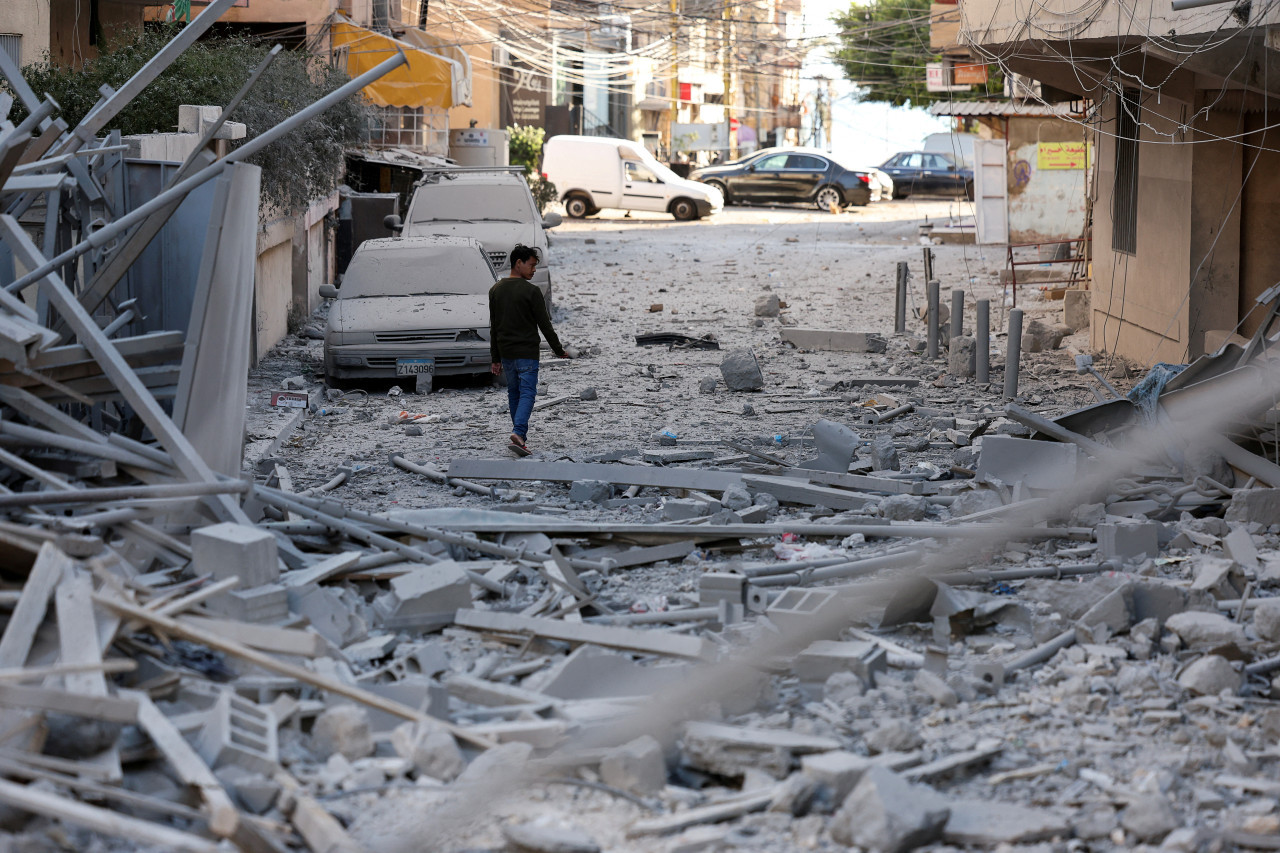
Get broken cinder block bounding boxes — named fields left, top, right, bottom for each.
left=191, top=522, right=280, bottom=587
left=372, top=561, right=471, bottom=631
left=195, top=689, right=279, bottom=776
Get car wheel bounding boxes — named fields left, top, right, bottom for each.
left=964, top=180, right=975, bottom=201
left=565, top=194, right=591, bottom=219
left=706, top=180, right=730, bottom=204
left=815, top=185, right=843, bottom=211
left=671, top=198, right=698, bottom=221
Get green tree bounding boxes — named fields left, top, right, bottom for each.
left=10, top=25, right=372, bottom=211
left=831, top=0, right=1002, bottom=106
left=505, top=124, right=557, bottom=213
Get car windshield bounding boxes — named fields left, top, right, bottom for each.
left=408, top=183, right=536, bottom=224
left=341, top=246, right=494, bottom=298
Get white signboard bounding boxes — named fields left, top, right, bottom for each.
left=926, top=62, right=971, bottom=93
left=672, top=122, right=730, bottom=152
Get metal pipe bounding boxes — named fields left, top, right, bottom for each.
left=976, top=298, right=990, bottom=383
left=1005, top=628, right=1076, bottom=672
left=1004, top=308, right=1023, bottom=398
left=0, top=480, right=247, bottom=508
left=1171, top=0, right=1236, bottom=10
left=6, top=50, right=409, bottom=294
left=894, top=261, right=908, bottom=334
left=749, top=548, right=923, bottom=587
left=927, top=279, right=941, bottom=359
left=933, top=560, right=1115, bottom=586
left=392, top=453, right=532, bottom=500
left=738, top=554, right=867, bottom=579
left=950, top=289, right=964, bottom=339
left=874, top=403, right=915, bottom=424
left=589, top=607, right=719, bottom=626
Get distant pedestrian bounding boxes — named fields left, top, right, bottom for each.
left=489, top=245, right=569, bottom=456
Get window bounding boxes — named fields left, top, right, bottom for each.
left=755, top=154, right=789, bottom=170
left=925, top=154, right=950, bottom=169
left=0, top=34, right=21, bottom=69
left=787, top=155, right=826, bottom=170
left=903, top=153, right=924, bottom=169
left=1112, top=87, right=1140, bottom=255
left=625, top=161, right=660, bottom=183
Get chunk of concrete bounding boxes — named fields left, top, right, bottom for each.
left=1119, top=794, right=1179, bottom=842
left=568, top=480, right=612, bottom=504
left=1021, top=318, right=1070, bottom=352
left=1062, top=289, right=1090, bottom=332
left=390, top=721, right=464, bottom=781
left=502, top=821, right=601, bottom=853
left=698, top=377, right=718, bottom=395
left=1076, top=584, right=1132, bottom=637
left=1097, top=521, right=1160, bottom=563
left=1224, top=526, right=1261, bottom=573
left=754, top=293, right=780, bottom=317
left=947, top=335, right=975, bottom=377
left=681, top=721, right=840, bottom=780
left=801, top=419, right=860, bottom=473
left=912, top=669, right=958, bottom=708
left=1254, top=599, right=1280, bottom=643
left=792, top=640, right=885, bottom=683
left=372, top=561, right=471, bottom=631
left=721, top=484, right=753, bottom=511
left=1177, top=655, right=1241, bottom=696
left=944, top=799, right=1071, bottom=845
left=289, top=586, right=368, bottom=647
left=869, top=435, right=900, bottom=471
left=799, top=750, right=875, bottom=803
left=191, top=522, right=280, bottom=587
left=880, top=494, right=928, bottom=521
left=662, top=498, right=712, bottom=521
left=864, top=720, right=924, bottom=755
left=720, top=348, right=765, bottom=392
left=780, top=328, right=886, bottom=353
left=1164, top=611, right=1246, bottom=649
left=1189, top=556, right=1244, bottom=599
left=1225, top=488, right=1280, bottom=526
left=599, top=735, right=666, bottom=794
left=949, top=488, right=1002, bottom=517
left=456, top=741, right=534, bottom=785
left=977, top=436, right=1078, bottom=493
left=312, top=705, right=374, bottom=761
left=829, top=766, right=950, bottom=852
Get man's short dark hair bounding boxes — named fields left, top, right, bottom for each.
left=510, top=244, right=540, bottom=266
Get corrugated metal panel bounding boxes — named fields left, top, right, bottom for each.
left=0, top=34, right=21, bottom=69
left=929, top=100, right=1075, bottom=117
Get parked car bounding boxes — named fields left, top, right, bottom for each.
left=320, top=236, right=495, bottom=385
left=688, top=147, right=877, bottom=209
left=541, top=135, right=723, bottom=221
left=390, top=167, right=560, bottom=310
left=879, top=151, right=974, bottom=199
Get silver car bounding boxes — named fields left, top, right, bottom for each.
left=321, top=235, right=495, bottom=385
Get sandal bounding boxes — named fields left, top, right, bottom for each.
left=508, top=438, right=531, bottom=457
left=509, top=433, right=526, bottom=448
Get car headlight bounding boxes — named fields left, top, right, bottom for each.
left=457, top=329, right=483, bottom=342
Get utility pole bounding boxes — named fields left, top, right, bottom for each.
left=670, top=0, right=680, bottom=139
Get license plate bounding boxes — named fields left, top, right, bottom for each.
left=396, top=358, right=435, bottom=376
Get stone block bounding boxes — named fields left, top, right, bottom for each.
left=1225, top=489, right=1280, bottom=526
left=1021, top=318, right=1070, bottom=352
left=698, top=377, right=718, bottom=394
left=754, top=293, right=780, bottom=317
left=206, top=584, right=288, bottom=624
left=1177, top=654, right=1241, bottom=695
left=312, top=704, right=374, bottom=761
left=1062, top=289, right=1090, bottom=332
left=1119, top=794, right=1179, bottom=842
left=869, top=435, right=900, bottom=471
left=721, top=484, right=752, bottom=511
left=568, top=480, right=612, bottom=503
left=662, top=498, right=712, bottom=521
left=191, top=522, right=280, bottom=587
left=390, top=721, right=464, bottom=781
left=792, top=640, right=885, bottom=683
left=1224, top=526, right=1261, bottom=573
left=1097, top=521, right=1159, bottom=563
left=372, top=561, right=471, bottom=631
left=1076, top=584, right=1132, bottom=636
left=799, top=750, right=875, bottom=803
left=719, top=348, right=765, bottom=391
left=976, top=435, right=1078, bottom=493
left=780, top=328, right=887, bottom=353
left=178, top=104, right=221, bottom=133
left=829, top=766, right=950, bottom=852
left=947, top=335, right=975, bottom=377
left=699, top=573, right=746, bottom=607
left=880, top=494, right=927, bottom=521
left=599, top=735, right=666, bottom=794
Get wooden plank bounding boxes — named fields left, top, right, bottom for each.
left=273, top=771, right=363, bottom=853
left=0, top=659, right=135, bottom=683
left=447, top=458, right=742, bottom=491
left=93, top=594, right=496, bottom=750
left=128, top=691, right=240, bottom=838
left=181, top=616, right=326, bottom=658
left=54, top=572, right=107, bottom=699
left=0, top=684, right=138, bottom=722
left=0, top=775, right=220, bottom=851
left=0, top=542, right=70, bottom=667
left=152, top=577, right=241, bottom=617
left=453, top=609, right=711, bottom=660
left=445, top=673, right=560, bottom=710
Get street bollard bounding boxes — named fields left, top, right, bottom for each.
left=1004, top=308, right=1023, bottom=398
left=976, top=299, right=990, bottom=384
left=927, top=279, right=941, bottom=359
left=922, top=247, right=935, bottom=283
left=950, top=289, right=964, bottom=339
left=895, top=261, right=908, bottom=334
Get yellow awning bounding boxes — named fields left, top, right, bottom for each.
left=331, top=17, right=454, bottom=110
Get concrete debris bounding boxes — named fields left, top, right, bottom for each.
left=1120, top=794, right=1180, bottom=842
left=600, top=735, right=667, bottom=794
left=502, top=820, right=602, bottom=853
left=1020, top=318, right=1071, bottom=352
left=1177, top=654, right=1242, bottom=695
left=719, top=347, right=765, bottom=391
left=390, top=721, right=465, bottom=781
left=312, top=704, right=375, bottom=761
left=754, top=293, right=780, bottom=317
left=869, top=434, right=901, bottom=471
left=829, top=766, right=950, bottom=852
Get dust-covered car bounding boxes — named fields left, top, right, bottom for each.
left=321, top=236, right=495, bottom=385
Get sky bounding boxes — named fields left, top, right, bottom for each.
left=799, top=0, right=950, bottom=167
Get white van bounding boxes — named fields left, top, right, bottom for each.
left=541, top=135, right=723, bottom=221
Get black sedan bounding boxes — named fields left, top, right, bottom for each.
left=689, top=148, right=874, bottom=210
left=880, top=151, right=973, bottom=199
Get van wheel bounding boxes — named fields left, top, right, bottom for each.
left=565, top=194, right=591, bottom=219
left=671, top=198, right=698, bottom=221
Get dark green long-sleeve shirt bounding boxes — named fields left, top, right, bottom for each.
left=488, top=277, right=565, bottom=362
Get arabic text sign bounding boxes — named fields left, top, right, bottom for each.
left=1037, top=141, right=1092, bottom=170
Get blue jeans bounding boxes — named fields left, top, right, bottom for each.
left=502, top=358, right=539, bottom=439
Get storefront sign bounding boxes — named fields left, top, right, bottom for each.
left=1037, top=141, right=1092, bottom=170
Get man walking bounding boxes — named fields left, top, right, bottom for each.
left=489, top=245, right=568, bottom=456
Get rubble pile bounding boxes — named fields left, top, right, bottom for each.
left=5, top=7, right=1280, bottom=853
